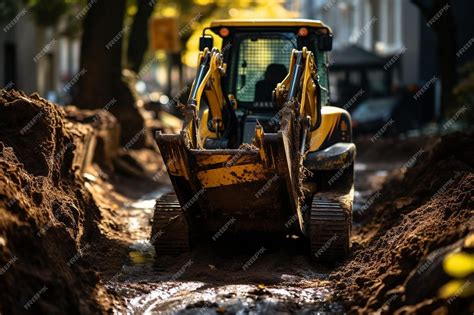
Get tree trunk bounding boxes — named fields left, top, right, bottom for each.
left=412, top=0, right=457, bottom=120
left=73, top=0, right=146, bottom=148
left=127, top=0, right=156, bottom=73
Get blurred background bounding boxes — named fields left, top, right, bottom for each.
left=1, top=0, right=473, bottom=143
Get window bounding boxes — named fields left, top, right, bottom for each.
left=316, top=50, right=330, bottom=106
left=231, top=34, right=297, bottom=106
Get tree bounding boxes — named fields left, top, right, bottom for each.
left=412, top=0, right=457, bottom=120
left=5, top=0, right=157, bottom=148
left=25, top=0, right=72, bottom=27
left=127, top=0, right=156, bottom=73
left=73, top=0, right=155, bottom=148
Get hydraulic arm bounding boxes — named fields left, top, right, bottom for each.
left=274, top=47, right=322, bottom=133
left=183, top=47, right=228, bottom=148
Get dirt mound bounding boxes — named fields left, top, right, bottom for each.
left=64, top=105, right=121, bottom=170
left=332, top=133, right=474, bottom=314
left=0, top=90, right=118, bottom=314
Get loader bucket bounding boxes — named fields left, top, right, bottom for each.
left=155, top=127, right=302, bottom=234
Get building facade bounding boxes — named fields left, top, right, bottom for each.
left=1, top=9, right=80, bottom=102
left=297, top=0, right=421, bottom=86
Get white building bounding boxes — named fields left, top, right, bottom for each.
left=0, top=9, right=80, bottom=102
left=297, top=0, right=421, bottom=85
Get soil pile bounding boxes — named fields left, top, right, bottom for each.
left=64, top=105, right=120, bottom=170
left=332, top=133, right=474, bottom=314
left=0, top=90, right=118, bottom=314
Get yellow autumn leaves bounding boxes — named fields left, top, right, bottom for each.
left=438, top=233, right=474, bottom=300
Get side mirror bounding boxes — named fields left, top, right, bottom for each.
left=317, top=34, right=333, bottom=52
left=199, top=36, right=213, bottom=51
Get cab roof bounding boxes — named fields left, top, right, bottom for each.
left=209, top=19, right=332, bottom=34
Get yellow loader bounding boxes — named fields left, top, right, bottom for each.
left=151, top=19, right=355, bottom=260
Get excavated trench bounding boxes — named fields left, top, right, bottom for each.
left=101, top=156, right=406, bottom=314
left=0, top=90, right=472, bottom=314
left=102, top=163, right=381, bottom=314
left=103, top=136, right=473, bottom=314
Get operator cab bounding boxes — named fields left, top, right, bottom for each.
left=200, top=19, right=333, bottom=148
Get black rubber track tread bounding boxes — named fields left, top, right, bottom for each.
left=150, top=193, right=190, bottom=256
left=309, top=194, right=351, bottom=260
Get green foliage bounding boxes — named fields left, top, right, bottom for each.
left=0, top=0, right=20, bottom=23
left=26, top=0, right=70, bottom=26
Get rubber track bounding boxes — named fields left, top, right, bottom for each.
left=150, top=193, right=190, bottom=256
left=310, top=195, right=351, bottom=260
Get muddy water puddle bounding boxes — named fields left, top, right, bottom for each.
left=111, top=256, right=341, bottom=315
left=125, top=282, right=340, bottom=314
left=106, top=191, right=346, bottom=314
left=110, top=239, right=342, bottom=314
left=106, top=162, right=396, bottom=314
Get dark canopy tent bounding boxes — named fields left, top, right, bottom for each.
left=330, top=44, right=389, bottom=69
left=329, top=45, right=395, bottom=107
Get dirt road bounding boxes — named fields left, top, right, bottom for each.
left=99, top=134, right=473, bottom=314
left=101, top=158, right=410, bottom=314
left=1, top=91, right=472, bottom=314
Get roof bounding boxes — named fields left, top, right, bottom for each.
left=209, top=19, right=332, bottom=33
left=330, top=45, right=388, bottom=69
